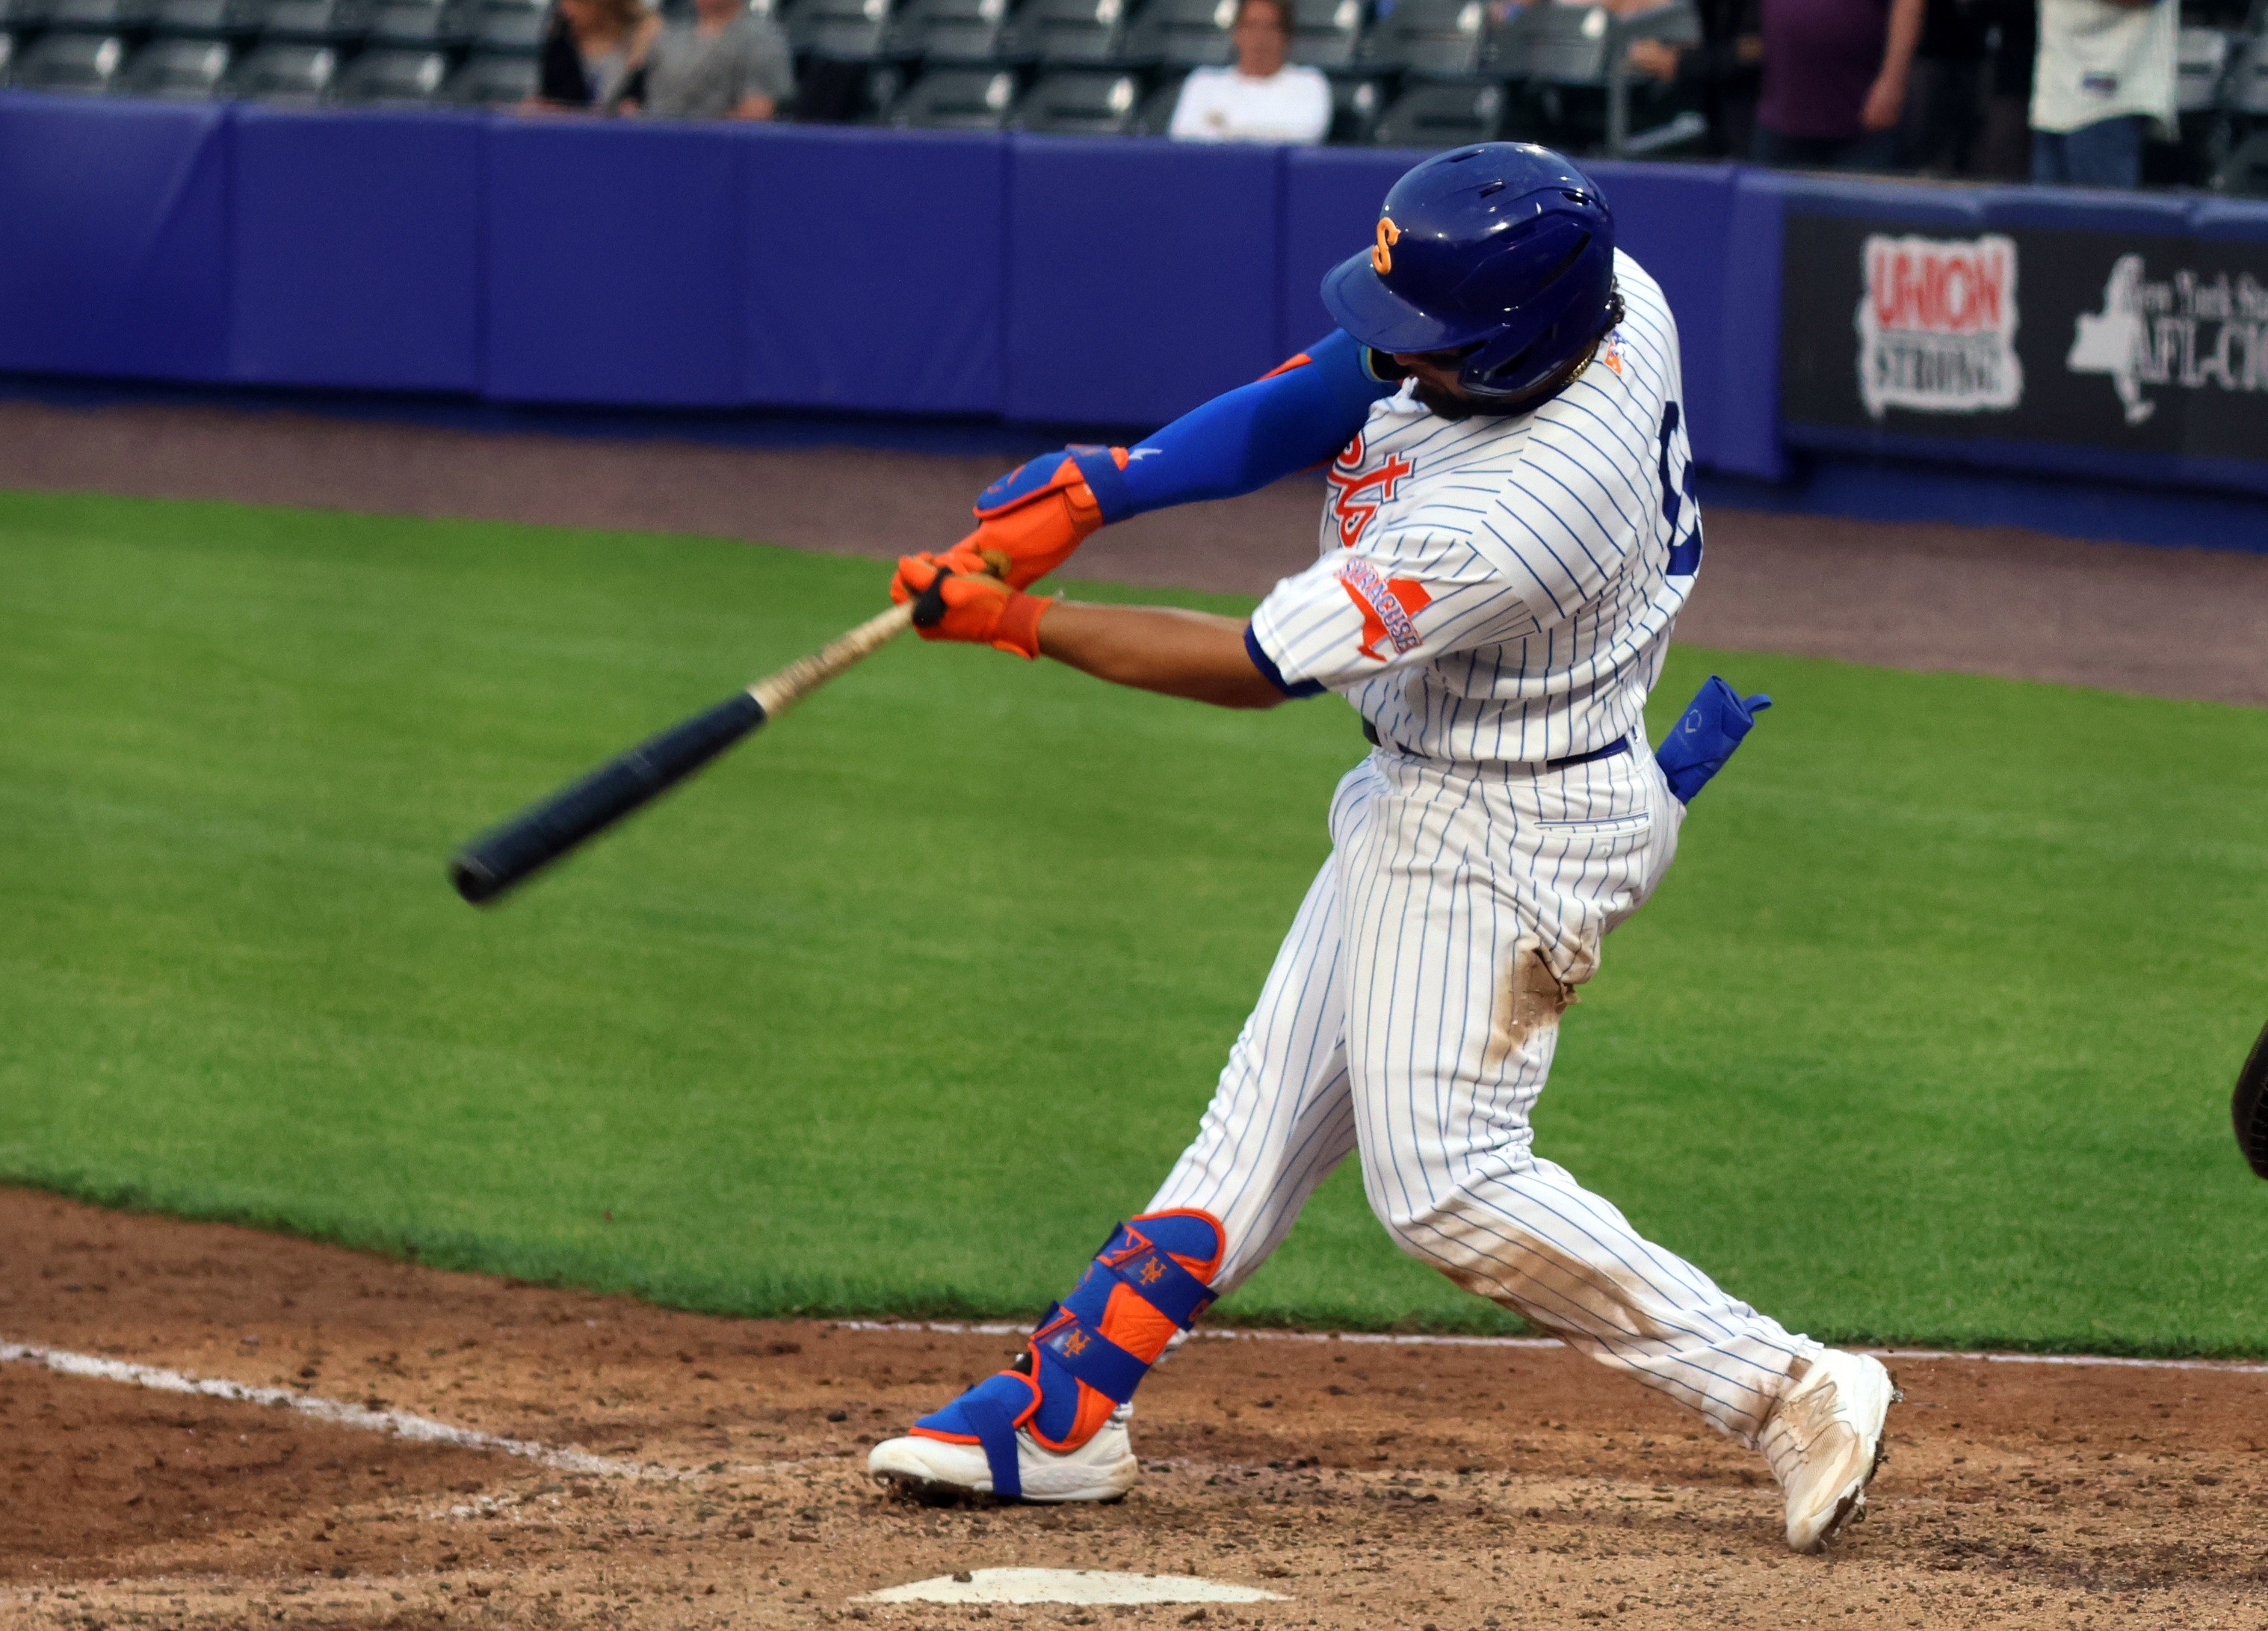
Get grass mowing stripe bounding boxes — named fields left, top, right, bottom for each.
left=1, top=489, right=2264, bottom=1352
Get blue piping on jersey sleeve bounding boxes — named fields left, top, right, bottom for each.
left=1107, top=330, right=1394, bottom=522
left=1243, top=623, right=1326, bottom=700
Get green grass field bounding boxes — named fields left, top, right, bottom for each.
left=4, top=488, right=2264, bottom=1354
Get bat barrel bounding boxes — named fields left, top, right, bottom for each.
left=450, top=691, right=767, bottom=904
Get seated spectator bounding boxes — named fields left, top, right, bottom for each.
left=2029, top=0, right=2174, bottom=188
left=1625, top=0, right=1764, bottom=159
left=1168, top=0, right=1332, bottom=144
left=629, top=0, right=794, bottom=120
left=1750, top=0, right=1924, bottom=170
left=533, top=0, right=660, bottom=111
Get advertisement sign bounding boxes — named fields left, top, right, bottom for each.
left=1780, top=209, right=2268, bottom=478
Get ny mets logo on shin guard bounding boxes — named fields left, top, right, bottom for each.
left=1327, top=434, right=1413, bottom=549
left=1338, top=558, right=1430, bottom=661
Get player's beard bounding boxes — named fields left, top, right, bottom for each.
left=1412, top=378, right=1474, bottom=419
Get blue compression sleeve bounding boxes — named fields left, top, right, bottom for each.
left=1110, top=330, right=1393, bottom=520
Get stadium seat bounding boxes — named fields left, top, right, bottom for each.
left=878, top=0, right=1007, bottom=61
left=660, top=0, right=773, bottom=19
left=149, top=0, right=267, bottom=34
left=469, top=0, right=542, bottom=51
left=15, top=28, right=126, bottom=87
left=1012, top=64, right=1138, bottom=129
left=223, top=36, right=337, bottom=96
left=880, top=61, right=1016, bottom=123
left=259, top=0, right=368, bottom=41
left=123, top=33, right=232, bottom=91
left=1326, top=69, right=1380, bottom=140
left=1129, top=64, right=1184, bottom=130
left=1286, top=0, right=1360, bottom=69
left=2229, top=34, right=2268, bottom=115
left=1620, top=104, right=1705, bottom=152
left=2176, top=25, right=2232, bottom=111
left=366, top=0, right=471, bottom=47
left=2216, top=126, right=2268, bottom=193
left=45, top=0, right=158, bottom=34
left=444, top=43, right=534, bottom=96
left=1122, top=0, right=1233, bottom=69
left=336, top=40, right=446, bottom=96
left=998, top=0, right=1128, bottom=67
left=789, top=0, right=892, bottom=61
left=1357, top=0, right=1495, bottom=79
left=1490, top=1, right=1611, bottom=83
left=1371, top=75, right=1500, bottom=143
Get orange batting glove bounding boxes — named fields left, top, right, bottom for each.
left=891, top=554, right=1052, bottom=659
left=933, top=445, right=1131, bottom=590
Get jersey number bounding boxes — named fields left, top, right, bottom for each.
left=1657, top=401, right=1702, bottom=579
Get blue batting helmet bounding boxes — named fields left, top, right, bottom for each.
left=1321, top=143, right=1620, bottom=405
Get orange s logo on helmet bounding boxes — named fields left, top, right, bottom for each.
left=1371, top=217, right=1402, bottom=274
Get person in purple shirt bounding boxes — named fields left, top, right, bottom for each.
left=1751, top=0, right=1924, bottom=169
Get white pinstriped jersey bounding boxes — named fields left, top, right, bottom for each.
left=1246, top=250, right=1700, bottom=765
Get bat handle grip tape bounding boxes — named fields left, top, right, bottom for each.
left=912, top=566, right=953, bottom=629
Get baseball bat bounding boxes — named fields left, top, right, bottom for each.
left=449, top=572, right=951, bottom=906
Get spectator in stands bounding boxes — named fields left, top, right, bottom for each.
left=2028, top=0, right=2175, bottom=188
left=630, top=0, right=794, bottom=120
left=1749, top=0, right=1925, bottom=169
left=1168, top=0, right=1332, bottom=144
left=1625, top=0, right=1764, bottom=160
left=532, top=0, right=660, bottom=111
left=1965, top=0, right=2036, bottom=176
left=1899, top=0, right=1989, bottom=173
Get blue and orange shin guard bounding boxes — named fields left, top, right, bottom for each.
left=908, top=1209, right=1224, bottom=1498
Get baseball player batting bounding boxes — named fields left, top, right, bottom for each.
left=866, top=143, right=1898, bottom=1554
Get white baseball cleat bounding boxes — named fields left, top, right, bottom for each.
left=1760, top=1348, right=1900, bottom=1553
left=868, top=1406, right=1139, bottom=1504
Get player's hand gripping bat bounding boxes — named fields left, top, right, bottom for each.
left=449, top=570, right=954, bottom=905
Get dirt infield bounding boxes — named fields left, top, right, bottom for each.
left=2, top=398, right=2266, bottom=707
left=5, top=1191, right=2266, bottom=1631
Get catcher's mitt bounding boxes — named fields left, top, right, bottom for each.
left=2235, top=1018, right=2268, bottom=1181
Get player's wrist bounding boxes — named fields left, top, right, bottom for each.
left=990, top=590, right=1052, bottom=659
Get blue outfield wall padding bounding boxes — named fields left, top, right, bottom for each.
left=2190, top=195, right=2268, bottom=243
left=229, top=108, right=483, bottom=394
left=0, top=93, right=230, bottom=383
left=1583, top=160, right=1737, bottom=471
left=483, top=119, right=744, bottom=407
left=1005, top=135, right=1285, bottom=428
left=1276, top=146, right=1417, bottom=360
left=1974, top=179, right=2194, bottom=238
left=744, top=126, right=1005, bottom=415
left=1699, top=455, right=2268, bottom=554
left=1711, top=169, right=1788, bottom=481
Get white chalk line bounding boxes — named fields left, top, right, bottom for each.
left=12, top=1320, right=2258, bottom=1493
left=0, top=1340, right=677, bottom=1481
left=833, top=1321, right=2268, bottom=1375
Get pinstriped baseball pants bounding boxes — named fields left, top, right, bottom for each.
left=1146, top=737, right=1815, bottom=1445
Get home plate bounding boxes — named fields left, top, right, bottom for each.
left=859, top=1568, right=1287, bottom=1606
